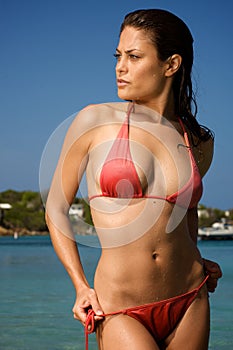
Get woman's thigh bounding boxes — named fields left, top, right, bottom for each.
left=163, top=295, right=210, bottom=350
left=96, top=314, right=160, bottom=350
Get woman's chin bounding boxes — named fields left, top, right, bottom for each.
left=117, top=91, right=134, bottom=101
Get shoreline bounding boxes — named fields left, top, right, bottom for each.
left=0, top=225, right=49, bottom=237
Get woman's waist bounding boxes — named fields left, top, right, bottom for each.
left=94, top=248, right=204, bottom=308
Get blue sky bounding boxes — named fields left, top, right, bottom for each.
left=1, top=0, right=232, bottom=210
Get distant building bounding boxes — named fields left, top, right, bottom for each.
left=0, top=203, right=12, bottom=225
left=197, top=207, right=210, bottom=219
left=69, top=204, right=84, bottom=220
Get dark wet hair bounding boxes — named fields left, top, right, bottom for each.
left=120, top=9, right=213, bottom=143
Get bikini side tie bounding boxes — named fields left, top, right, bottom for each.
left=85, top=309, right=96, bottom=350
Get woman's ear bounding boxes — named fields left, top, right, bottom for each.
left=165, top=54, right=182, bottom=77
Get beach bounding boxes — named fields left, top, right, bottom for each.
left=0, top=236, right=232, bottom=350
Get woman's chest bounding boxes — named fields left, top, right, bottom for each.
left=86, top=123, right=192, bottom=197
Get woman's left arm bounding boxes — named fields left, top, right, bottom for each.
left=187, top=207, right=222, bottom=292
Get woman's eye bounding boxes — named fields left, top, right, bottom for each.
left=113, top=53, right=121, bottom=60
left=129, top=54, right=140, bottom=60
left=113, top=53, right=140, bottom=61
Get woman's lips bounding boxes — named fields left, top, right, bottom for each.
left=117, top=79, right=130, bottom=87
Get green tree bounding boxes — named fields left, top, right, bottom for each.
left=0, top=190, right=47, bottom=231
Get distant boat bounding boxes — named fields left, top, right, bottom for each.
left=198, top=221, right=233, bottom=240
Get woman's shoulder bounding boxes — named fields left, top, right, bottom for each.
left=73, top=101, right=129, bottom=129
left=62, top=101, right=130, bottom=147
left=80, top=101, right=129, bottom=115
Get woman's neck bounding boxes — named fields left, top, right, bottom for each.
left=133, top=91, right=177, bottom=122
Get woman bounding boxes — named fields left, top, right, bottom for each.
left=46, top=9, right=222, bottom=350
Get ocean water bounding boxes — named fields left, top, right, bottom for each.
left=0, top=236, right=232, bottom=350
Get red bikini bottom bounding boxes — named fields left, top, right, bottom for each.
left=85, top=275, right=208, bottom=349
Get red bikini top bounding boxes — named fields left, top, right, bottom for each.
left=89, top=104, right=203, bottom=209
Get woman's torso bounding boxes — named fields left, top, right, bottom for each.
left=84, top=102, right=209, bottom=311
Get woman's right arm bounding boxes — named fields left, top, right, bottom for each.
left=46, top=214, right=104, bottom=324
left=45, top=109, right=104, bottom=325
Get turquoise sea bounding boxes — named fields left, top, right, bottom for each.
left=0, top=236, right=232, bottom=350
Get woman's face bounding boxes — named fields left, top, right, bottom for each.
left=115, top=26, right=169, bottom=107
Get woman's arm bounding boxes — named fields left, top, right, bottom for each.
left=187, top=207, right=222, bottom=292
left=46, top=109, right=104, bottom=325
left=187, top=131, right=222, bottom=291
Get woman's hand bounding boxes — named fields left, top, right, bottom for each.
left=203, top=258, right=223, bottom=293
left=72, top=286, right=104, bottom=328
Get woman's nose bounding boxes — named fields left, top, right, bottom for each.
left=116, top=56, right=128, bottom=74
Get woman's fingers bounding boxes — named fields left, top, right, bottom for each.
left=88, top=289, right=104, bottom=319
left=72, top=288, right=104, bottom=326
left=203, top=258, right=223, bottom=293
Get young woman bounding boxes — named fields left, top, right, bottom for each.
left=46, top=9, right=222, bottom=350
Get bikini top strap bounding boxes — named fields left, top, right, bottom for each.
left=127, top=101, right=134, bottom=117
left=126, top=102, right=134, bottom=126
left=178, top=117, right=191, bottom=148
